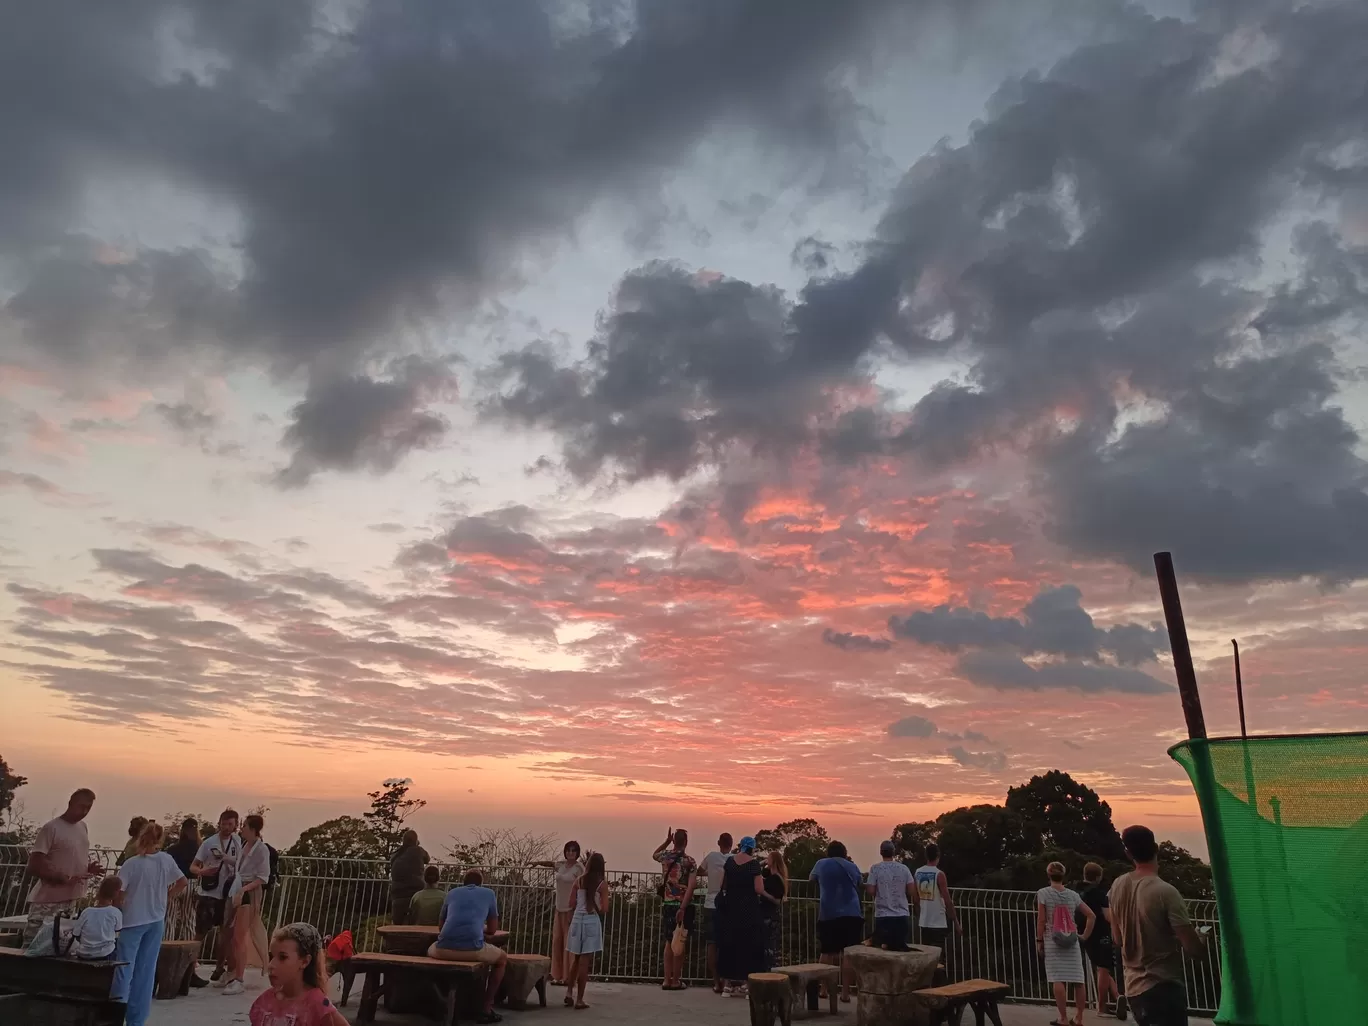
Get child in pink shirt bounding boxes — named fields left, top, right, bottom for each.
left=249, top=922, right=348, bottom=1026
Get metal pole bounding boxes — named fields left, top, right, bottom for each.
left=1232, top=640, right=1247, bottom=738
left=1153, top=551, right=1206, bottom=739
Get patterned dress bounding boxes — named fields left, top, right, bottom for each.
left=1037, top=885, right=1086, bottom=984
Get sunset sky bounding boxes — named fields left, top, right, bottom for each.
left=3, top=0, right=1368, bottom=868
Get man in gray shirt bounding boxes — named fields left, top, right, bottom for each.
left=1109, top=825, right=1207, bottom=1026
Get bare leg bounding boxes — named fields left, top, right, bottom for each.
left=483, top=956, right=507, bottom=1013
left=565, top=954, right=579, bottom=1005
left=575, top=953, right=592, bottom=1007
left=708, top=940, right=720, bottom=992
left=1074, top=983, right=1086, bottom=1024
left=818, top=953, right=837, bottom=997
left=1052, top=982, right=1068, bottom=1024
left=840, top=952, right=854, bottom=1002
left=662, top=942, right=673, bottom=987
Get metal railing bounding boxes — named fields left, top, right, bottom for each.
left=1, top=847, right=1220, bottom=1014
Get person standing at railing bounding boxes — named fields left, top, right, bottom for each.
left=410, top=864, right=446, bottom=925
left=389, top=829, right=429, bottom=926
left=117, top=817, right=149, bottom=867
left=652, top=827, right=698, bottom=991
left=913, top=842, right=961, bottom=974
left=115, top=822, right=188, bottom=1026
left=564, top=852, right=608, bottom=1010
left=715, top=836, right=768, bottom=998
left=866, top=839, right=915, bottom=951
left=193, top=808, right=242, bottom=986
left=760, top=850, right=788, bottom=968
left=697, top=832, right=732, bottom=994
left=224, top=813, right=271, bottom=996
left=1079, top=861, right=1120, bottom=1018
left=22, top=787, right=104, bottom=945
left=532, top=840, right=584, bottom=985
left=809, top=840, right=863, bottom=1004
left=1036, top=860, right=1096, bottom=1026
left=1109, top=825, right=1207, bottom=1026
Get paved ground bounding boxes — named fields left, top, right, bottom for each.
left=148, top=973, right=1197, bottom=1026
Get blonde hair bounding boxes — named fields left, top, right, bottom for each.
left=136, top=821, right=165, bottom=855
left=1046, top=861, right=1066, bottom=882
left=273, top=922, right=329, bottom=991
left=766, top=850, right=789, bottom=892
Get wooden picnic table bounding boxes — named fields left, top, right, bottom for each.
left=375, top=925, right=510, bottom=1014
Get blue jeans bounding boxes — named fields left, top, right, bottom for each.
left=113, top=919, right=165, bottom=1026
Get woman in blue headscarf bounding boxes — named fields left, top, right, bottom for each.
left=715, top=835, right=770, bottom=996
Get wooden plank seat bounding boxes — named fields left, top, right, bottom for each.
left=500, top=952, right=550, bottom=1010
left=907, top=978, right=1010, bottom=1026
left=352, top=951, right=488, bottom=1025
left=769, top=962, right=840, bottom=1017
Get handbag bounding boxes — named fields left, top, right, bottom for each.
left=670, top=925, right=688, bottom=957
left=24, top=910, right=74, bottom=958
left=201, top=836, right=236, bottom=892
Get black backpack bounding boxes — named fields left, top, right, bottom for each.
left=266, top=843, right=280, bottom=889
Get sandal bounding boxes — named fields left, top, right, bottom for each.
left=574, top=1002, right=590, bottom=1010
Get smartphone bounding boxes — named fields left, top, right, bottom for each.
left=1198, top=925, right=1213, bottom=936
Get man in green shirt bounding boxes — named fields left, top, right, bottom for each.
left=409, top=865, right=446, bottom=926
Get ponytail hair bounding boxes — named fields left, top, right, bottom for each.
left=136, top=821, right=164, bottom=855
left=273, top=922, right=329, bottom=991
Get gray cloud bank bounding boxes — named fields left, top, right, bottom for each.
left=491, top=2, right=1368, bottom=584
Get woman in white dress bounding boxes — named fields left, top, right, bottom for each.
left=1036, top=861, right=1096, bottom=1026
left=537, top=841, right=583, bottom=984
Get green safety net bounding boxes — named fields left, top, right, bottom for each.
left=1170, top=733, right=1368, bottom=1026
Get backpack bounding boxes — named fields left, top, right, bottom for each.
left=1051, top=900, right=1078, bottom=948
left=266, top=843, right=280, bottom=889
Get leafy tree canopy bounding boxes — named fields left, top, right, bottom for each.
left=286, top=815, right=383, bottom=859
left=364, top=779, right=426, bottom=859
left=755, top=818, right=831, bottom=879
left=1006, top=770, right=1125, bottom=860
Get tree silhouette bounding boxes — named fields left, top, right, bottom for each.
left=364, top=779, right=426, bottom=858
left=1006, top=770, right=1125, bottom=859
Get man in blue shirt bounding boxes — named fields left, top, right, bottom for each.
left=809, top=840, right=864, bottom=1004
left=429, top=870, right=507, bottom=1024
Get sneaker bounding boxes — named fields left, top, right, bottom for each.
left=210, top=966, right=225, bottom=982
left=223, top=980, right=245, bottom=996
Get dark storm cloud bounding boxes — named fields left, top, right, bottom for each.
left=823, top=628, right=892, bottom=651
left=887, top=714, right=938, bottom=738
left=889, top=585, right=1165, bottom=665
left=2, top=0, right=938, bottom=480
left=275, top=359, right=456, bottom=486
left=493, top=2, right=1368, bottom=583
left=955, top=651, right=1170, bottom=695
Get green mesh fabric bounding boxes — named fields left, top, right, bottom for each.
left=1170, top=733, right=1368, bottom=1026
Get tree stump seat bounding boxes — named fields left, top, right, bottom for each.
left=352, top=951, right=488, bottom=1025
left=500, top=952, right=550, bottom=1010
left=845, top=945, right=941, bottom=1026
left=907, top=979, right=1009, bottom=1026
left=153, top=939, right=201, bottom=999
left=748, top=972, right=793, bottom=1026
left=769, top=962, right=840, bottom=1017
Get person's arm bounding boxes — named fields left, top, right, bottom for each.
left=599, top=881, right=611, bottom=916
left=1035, top=900, right=1047, bottom=956
left=1079, top=900, right=1096, bottom=942
left=677, top=866, right=700, bottom=923
left=1167, top=891, right=1205, bottom=957
left=652, top=829, right=673, bottom=859
left=938, top=872, right=961, bottom=933
left=484, top=892, right=501, bottom=937
left=26, top=850, right=70, bottom=887
left=865, top=867, right=878, bottom=898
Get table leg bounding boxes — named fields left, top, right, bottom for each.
left=536, top=975, right=547, bottom=1007
left=446, top=981, right=460, bottom=1026
left=357, top=969, right=381, bottom=1025
left=983, top=999, right=1003, bottom=1026
left=827, top=983, right=838, bottom=1015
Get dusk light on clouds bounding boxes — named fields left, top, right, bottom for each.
left=2, top=0, right=1367, bottom=861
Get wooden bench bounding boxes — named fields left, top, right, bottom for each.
left=907, top=978, right=1009, bottom=1026
left=500, top=952, right=550, bottom=1010
left=0, top=947, right=127, bottom=1025
left=769, top=962, right=840, bottom=1017
left=352, top=951, right=488, bottom=1025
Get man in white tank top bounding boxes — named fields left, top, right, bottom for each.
left=912, top=843, right=960, bottom=974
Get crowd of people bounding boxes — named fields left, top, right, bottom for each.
left=20, top=790, right=1209, bottom=1026
left=22, top=791, right=281, bottom=1025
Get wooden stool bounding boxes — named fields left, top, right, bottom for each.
left=748, top=972, right=793, bottom=1026
left=153, top=939, right=201, bottom=999
left=907, top=978, right=1009, bottom=1026
left=501, top=952, right=551, bottom=1009
left=769, top=963, right=840, bottom=1017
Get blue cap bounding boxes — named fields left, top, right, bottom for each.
left=738, top=836, right=757, bottom=853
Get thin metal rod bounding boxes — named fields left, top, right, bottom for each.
left=1153, top=551, right=1207, bottom=739
left=1232, top=639, right=1247, bottom=738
